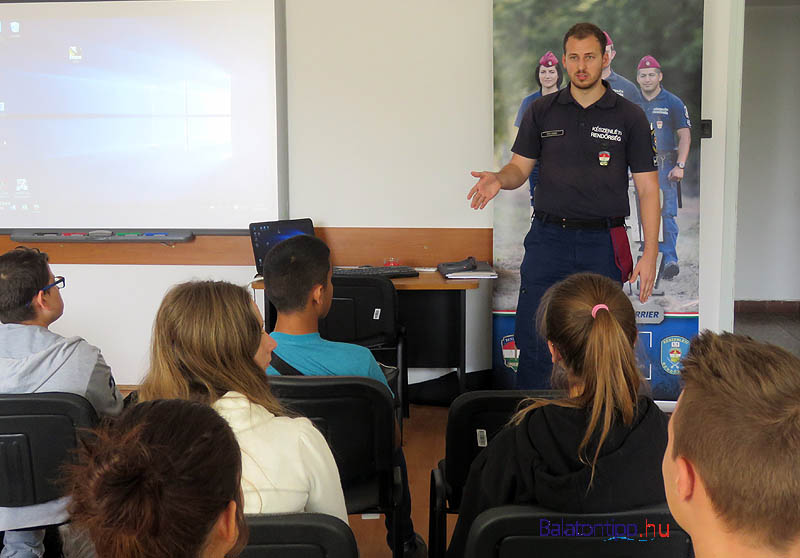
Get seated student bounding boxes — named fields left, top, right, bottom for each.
left=261, top=234, right=388, bottom=386
left=0, top=247, right=123, bottom=558
left=262, top=234, right=426, bottom=558
left=447, top=272, right=669, bottom=557
left=663, top=332, right=800, bottom=558
left=138, top=280, right=348, bottom=523
left=65, top=398, right=247, bottom=558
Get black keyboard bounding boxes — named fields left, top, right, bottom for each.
left=333, top=266, right=419, bottom=279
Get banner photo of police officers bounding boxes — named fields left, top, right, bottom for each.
left=488, top=0, right=703, bottom=400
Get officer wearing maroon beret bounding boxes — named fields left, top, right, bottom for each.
left=514, top=51, right=564, bottom=209
left=636, top=55, right=691, bottom=279
left=468, top=22, right=660, bottom=389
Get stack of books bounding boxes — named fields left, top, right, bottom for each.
left=437, top=261, right=498, bottom=279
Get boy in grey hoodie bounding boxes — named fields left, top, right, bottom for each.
left=0, top=247, right=122, bottom=558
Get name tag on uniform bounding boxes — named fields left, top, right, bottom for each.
left=540, top=130, right=564, bottom=138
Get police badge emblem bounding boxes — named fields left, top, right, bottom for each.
left=598, top=151, right=610, bottom=166
left=660, top=335, right=691, bottom=375
left=501, top=334, right=519, bottom=372
left=657, top=120, right=663, bottom=129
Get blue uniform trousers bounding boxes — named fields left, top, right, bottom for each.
left=514, top=219, right=624, bottom=389
left=657, top=153, right=679, bottom=266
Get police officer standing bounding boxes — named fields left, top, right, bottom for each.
left=636, top=55, right=691, bottom=280
left=468, top=22, right=660, bottom=389
left=602, top=31, right=641, bottom=102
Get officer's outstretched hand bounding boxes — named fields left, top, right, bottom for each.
left=629, top=252, right=657, bottom=303
left=468, top=171, right=502, bottom=210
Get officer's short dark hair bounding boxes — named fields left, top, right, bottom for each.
left=0, top=247, right=51, bottom=324
left=563, top=22, right=607, bottom=54
left=262, top=235, right=331, bottom=313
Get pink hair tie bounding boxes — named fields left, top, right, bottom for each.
left=591, top=304, right=609, bottom=318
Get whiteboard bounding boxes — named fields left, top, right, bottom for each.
left=0, top=0, right=286, bottom=230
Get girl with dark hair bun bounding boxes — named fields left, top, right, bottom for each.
left=447, top=273, right=669, bottom=558
left=65, top=399, right=247, bottom=558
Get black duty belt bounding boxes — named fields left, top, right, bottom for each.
left=534, top=212, right=625, bottom=230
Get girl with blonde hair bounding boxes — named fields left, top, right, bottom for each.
left=139, top=280, right=347, bottom=523
left=448, top=272, right=668, bottom=557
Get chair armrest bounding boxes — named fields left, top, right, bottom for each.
left=392, top=465, right=403, bottom=506
left=429, top=463, right=448, bottom=558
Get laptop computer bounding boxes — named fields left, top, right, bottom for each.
left=249, top=218, right=315, bottom=276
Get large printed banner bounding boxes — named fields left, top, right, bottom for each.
left=491, top=0, right=704, bottom=400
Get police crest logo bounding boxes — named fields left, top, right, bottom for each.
left=501, top=334, right=519, bottom=372
left=598, top=151, right=610, bottom=166
left=660, top=335, right=691, bottom=374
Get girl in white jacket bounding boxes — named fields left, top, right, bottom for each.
left=139, top=280, right=348, bottom=523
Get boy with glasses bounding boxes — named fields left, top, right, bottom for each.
left=0, top=246, right=122, bottom=558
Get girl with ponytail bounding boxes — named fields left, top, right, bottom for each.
left=448, top=273, right=669, bottom=558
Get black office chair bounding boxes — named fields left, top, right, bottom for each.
left=463, top=504, right=692, bottom=558
left=268, top=375, right=403, bottom=558
left=0, top=393, right=98, bottom=556
left=428, top=389, right=564, bottom=558
left=241, top=513, right=358, bottom=558
left=319, top=275, right=409, bottom=418
left=0, top=392, right=97, bottom=507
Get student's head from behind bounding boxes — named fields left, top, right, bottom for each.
left=0, top=246, right=64, bottom=326
left=665, top=331, right=800, bottom=554
left=514, top=272, right=641, bottom=479
left=139, top=280, right=282, bottom=415
left=66, top=399, right=247, bottom=558
left=538, top=272, right=639, bottom=400
left=262, top=234, right=333, bottom=319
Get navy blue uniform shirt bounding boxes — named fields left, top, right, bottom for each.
left=512, top=80, right=656, bottom=219
left=606, top=69, right=642, bottom=103
left=637, top=86, right=690, bottom=153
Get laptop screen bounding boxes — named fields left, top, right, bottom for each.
left=249, top=218, right=315, bottom=275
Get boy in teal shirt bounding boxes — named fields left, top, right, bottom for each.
left=262, top=235, right=388, bottom=389
left=262, top=234, right=425, bottom=558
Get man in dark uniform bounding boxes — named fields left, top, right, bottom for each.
left=601, top=31, right=641, bottom=102
left=468, top=22, right=659, bottom=389
left=636, top=55, right=691, bottom=280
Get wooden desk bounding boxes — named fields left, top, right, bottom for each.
left=252, top=271, right=478, bottom=291
left=253, top=272, right=481, bottom=393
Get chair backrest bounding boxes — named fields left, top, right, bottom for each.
left=445, top=390, right=563, bottom=509
left=0, top=392, right=98, bottom=507
left=241, top=513, right=358, bottom=558
left=464, top=504, right=692, bottom=558
left=267, top=375, right=396, bottom=513
left=318, top=275, right=399, bottom=347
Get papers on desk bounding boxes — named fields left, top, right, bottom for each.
left=439, top=261, right=498, bottom=279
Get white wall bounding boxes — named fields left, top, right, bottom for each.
left=735, top=2, right=800, bottom=300
left=285, top=0, right=494, bottom=228
left=50, top=265, right=261, bottom=384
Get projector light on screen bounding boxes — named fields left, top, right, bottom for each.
left=0, top=0, right=282, bottom=230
